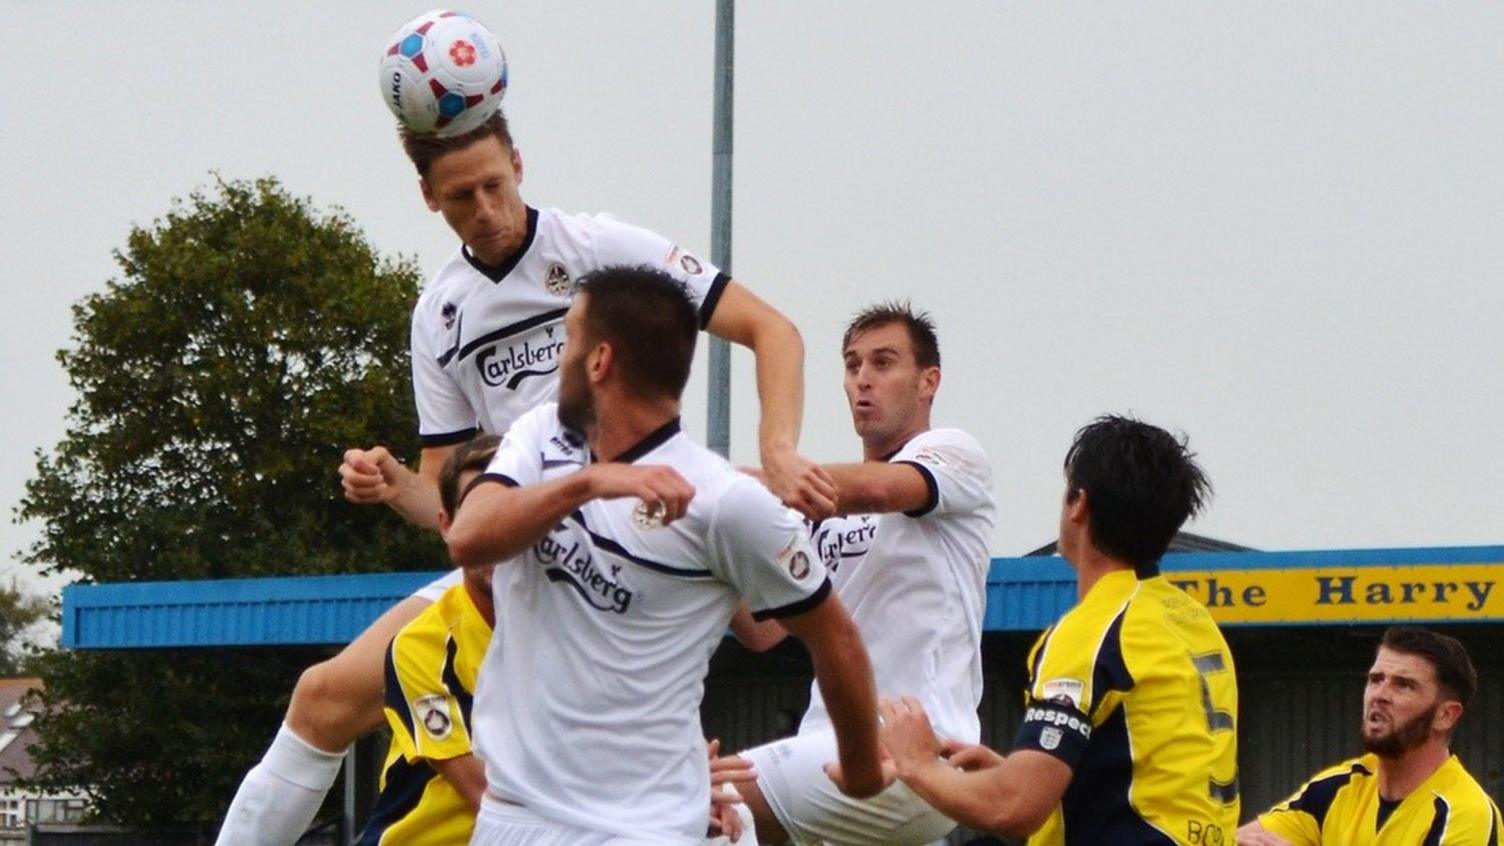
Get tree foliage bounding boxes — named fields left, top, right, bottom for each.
left=17, top=177, right=443, bottom=827
left=0, top=579, right=48, bottom=676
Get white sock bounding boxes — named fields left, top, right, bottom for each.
left=215, top=723, right=347, bottom=846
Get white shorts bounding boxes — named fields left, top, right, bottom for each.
left=471, top=797, right=692, bottom=846
left=414, top=568, right=463, bottom=602
left=742, top=729, right=955, bottom=846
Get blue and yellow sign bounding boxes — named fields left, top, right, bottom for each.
left=984, top=546, right=1504, bottom=631
left=1165, top=563, right=1502, bottom=625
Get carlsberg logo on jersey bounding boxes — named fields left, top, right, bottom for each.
left=813, top=516, right=877, bottom=574
left=476, top=328, right=566, bottom=390
left=536, top=525, right=633, bottom=613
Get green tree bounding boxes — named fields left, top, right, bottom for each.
left=0, top=579, right=48, bottom=675
left=16, top=177, right=443, bottom=828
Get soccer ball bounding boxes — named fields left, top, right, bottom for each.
left=379, top=10, right=507, bottom=137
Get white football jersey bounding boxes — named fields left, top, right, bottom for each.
left=801, top=428, right=995, bottom=743
left=470, top=404, right=830, bottom=843
left=409, top=207, right=726, bottom=445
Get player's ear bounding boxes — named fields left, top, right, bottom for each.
left=420, top=178, right=440, bottom=212
left=1065, top=488, right=1089, bottom=524
left=1433, top=699, right=1464, bottom=735
left=437, top=507, right=453, bottom=538
left=511, top=146, right=523, bottom=184
left=588, top=342, right=613, bottom=386
left=919, top=366, right=940, bottom=403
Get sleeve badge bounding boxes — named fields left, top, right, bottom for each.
left=1040, top=678, right=1085, bottom=711
left=414, top=694, right=454, bottom=741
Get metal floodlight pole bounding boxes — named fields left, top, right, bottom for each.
left=708, top=0, right=734, bottom=457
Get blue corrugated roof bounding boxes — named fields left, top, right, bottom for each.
left=63, top=572, right=439, bottom=649
left=61, top=545, right=1504, bottom=648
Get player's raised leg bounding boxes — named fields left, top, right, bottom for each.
left=215, top=589, right=442, bottom=846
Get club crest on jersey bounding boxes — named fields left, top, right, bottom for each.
left=414, top=694, right=453, bottom=741
left=544, top=262, right=572, bottom=297
left=632, top=500, right=667, bottom=530
left=441, top=301, right=458, bottom=330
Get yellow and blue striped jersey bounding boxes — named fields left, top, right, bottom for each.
left=1259, top=753, right=1502, bottom=845
left=358, top=583, right=493, bottom=846
left=1018, top=570, right=1239, bottom=846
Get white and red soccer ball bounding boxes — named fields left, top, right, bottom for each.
left=379, top=10, right=507, bottom=137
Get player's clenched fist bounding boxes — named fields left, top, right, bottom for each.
left=584, top=463, right=696, bottom=526
left=340, top=446, right=403, bottom=504
left=762, top=447, right=838, bottom=521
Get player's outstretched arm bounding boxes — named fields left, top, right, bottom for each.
left=878, top=696, right=1070, bottom=839
left=705, top=281, right=837, bottom=520
left=339, top=444, right=453, bottom=530
left=778, top=592, right=884, bottom=798
left=446, top=464, right=694, bottom=568
left=821, top=462, right=932, bottom=516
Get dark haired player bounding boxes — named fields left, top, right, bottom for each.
left=446, top=266, right=884, bottom=844
left=1239, top=627, right=1501, bottom=846
left=877, top=415, right=1239, bottom=846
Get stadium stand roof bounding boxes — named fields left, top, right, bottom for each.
left=1025, top=530, right=1254, bottom=557
left=62, top=544, right=1504, bottom=648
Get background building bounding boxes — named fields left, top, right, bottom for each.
left=0, top=678, right=88, bottom=844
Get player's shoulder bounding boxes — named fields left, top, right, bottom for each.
left=510, top=401, right=561, bottom=432
left=391, top=588, right=461, bottom=657
left=541, top=207, right=641, bottom=241
left=1262, top=755, right=1374, bottom=838
left=904, top=426, right=986, bottom=455
left=1114, top=575, right=1228, bottom=659
left=430, top=581, right=480, bottom=622
left=895, top=427, right=992, bottom=478
left=1434, top=755, right=1499, bottom=808
left=701, top=467, right=796, bottom=536
left=663, top=437, right=741, bottom=499
left=489, top=402, right=565, bottom=454
left=1067, top=570, right=1142, bottom=625
left=1295, top=755, right=1376, bottom=791
left=548, top=207, right=681, bottom=264
left=414, top=247, right=482, bottom=310
left=1039, top=587, right=1128, bottom=664
left=1129, top=575, right=1223, bottom=628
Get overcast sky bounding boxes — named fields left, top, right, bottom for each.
left=4, top=2, right=1502, bottom=595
